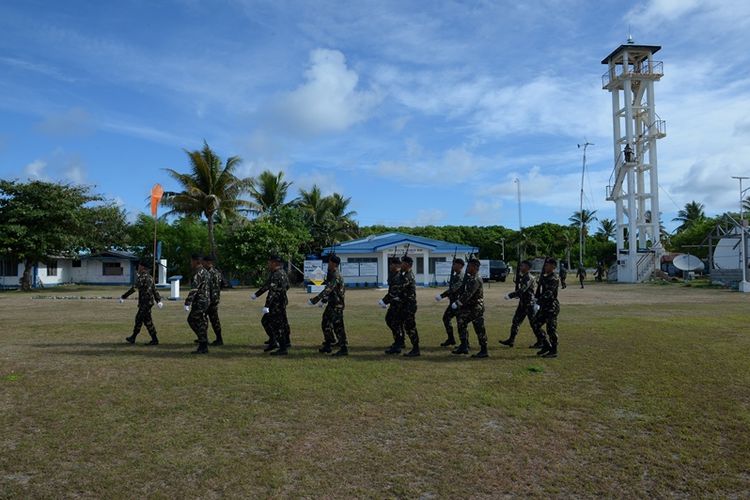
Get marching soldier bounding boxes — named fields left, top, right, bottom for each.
left=121, top=260, right=163, bottom=345
left=202, top=255, right=224, bottom=346
left=450, top=258, right=488, bottom=358
left=534, top=258, right=561, bottom=358
left=185, top=254, right=211, bottom=354
left=559, top=262, right=568, bottom=289
left=380, top=257, right=406, bottom=354
left=576, top=264, right=586, bottom=289
left=251, top=254, right=291, bottom=355
left=499, top=260, right=544, bottom=349
left=397, top=255, right=420, bottom=357
left=434, top=258, right=465, bottom=346
left=309, top=255, right=348, bottom=356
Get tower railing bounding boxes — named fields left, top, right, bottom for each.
left=602, top=60, right=664, bottom=88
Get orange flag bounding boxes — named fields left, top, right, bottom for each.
left=150, top=184, right=164, bottom=217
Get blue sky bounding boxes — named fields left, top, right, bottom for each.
left=1, top=0, right=749, bottom=230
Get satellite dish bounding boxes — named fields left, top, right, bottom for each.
left=673, top=254, right=704, bottom=272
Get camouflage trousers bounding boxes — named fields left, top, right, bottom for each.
left=442, top=304, right=458, bottom=338
left=133, top=304, right=157, bottom=339
left=385, top=305, right=405, bottom=346
left=187, top=306, right=208, bottom=343
left=509, top=302, right=541, bottom=342
left=322, top=305, right=346, bottom=346
left=458, top=307, right=487, bottom=347
left=396, top=305, right=419, bottom=347
left=206, top=302, right=222, bottom=341
left=261, top=309, right=289, bottom=346
left=533, top=301, right=560, bottom=346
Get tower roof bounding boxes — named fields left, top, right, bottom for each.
left=601, top=44, right=661, bottom=64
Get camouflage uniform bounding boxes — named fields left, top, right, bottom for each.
left=533, top=272, right=560, bottom=348
left=382, top=269, right=405, bottom=346
left=311, top=268, right=346, bottom=346
left=206, top=266, right=223, bottom=343
left=185, top=265, right=210, bottom=343
left=439, top=271, right=464, bottom=341
left=507, top=272, right=542, bottom=344
left=396, top=269, right=419, bottom=347
left=122, top=270, right=161, bottom=341
left=255, top=268, right=290, bottom=346
left=455, top=272, right=487, bottom=348
left=559, top=265, right=568, bottom=289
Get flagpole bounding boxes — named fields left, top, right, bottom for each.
left=150, top=184, right=164, bottom=283
left=153, top=211, right=158, bottom=281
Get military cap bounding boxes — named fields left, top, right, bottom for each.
left=453, top=258, right=465, bottom=265
left=190, top=253, right=203, bottom=261
left=468, top=258, right=481, bottom=266
left=520, top=260, right=532, bottom=267
left=546, top=258, right=558, bottom=266
left=138, top=259, right=152, bottom=269
left=202, top=255, right=215, bottom=262
left=401, top=255, right=413, bottom=265
left=268, top=254, right=284, bottom=263
left=388, top=257, right=402, bottom=265
left=324, top=254, right=341, bottom=264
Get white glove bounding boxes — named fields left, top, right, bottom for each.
left=184, top=305, right=191, bottom=312
left=533, top=304, right=540, bottom=315
left=307, top=299, right=315, bottom=307
left=435, top=294, right=443, bottom=302
left=318, top=302, right=324, bottom=308
left=119, top=298, right=124, bottom=304
left=262, top=307, right=270, bottom=315
left=250, top=293, right=257, bottom=301
left=378, top=299, right=387, bottom=309
left=451, top=302, right=458, bottom=310
left=157, top=302, right=163, bottom=309
left=504, top=293, right=511, bottom=300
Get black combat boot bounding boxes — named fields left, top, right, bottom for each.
left=536, top=340, right=551, bottom=357
left=192, top=342, right=208, bottom=354
left=146, top=337, right=159, bottom=346
left=451, top=343, right=469, bottom=355
left=543, top=344, right=558, bottom=358
left=332, top=345, right=349, bottom=356
left=210, top=337, right=224, bottom=346
left=125, top=336, right=136, bottom=344
left=384, top=343, right=402, bottom=354
left=270, top=345, right=288, bottom=356
left=529, top=340, right=544, bottom=349
left=263, top=342, right=279, bottom=352
left=319, top=343, right=332, bottom=353
left=440, top=336, right=456, bottom=347
left=472, top=344, right=489, bottom=358
left=194, top=339, right=200, bottom=344
left=499, top=338, right=514, bottom=347
left=403, top=345, right=420, bottom=357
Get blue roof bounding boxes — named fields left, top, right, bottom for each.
left=323, top=232, right=477, bottom=255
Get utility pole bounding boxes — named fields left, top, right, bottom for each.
left=577, top=141, right=593, bottom=266
left=732, top=176, right=750, bottom=292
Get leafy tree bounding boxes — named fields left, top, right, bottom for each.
left=162, top=141, right=251, bottom=258
left=296, top=185, right=360, bottom=252
left=672, top=201, right=706, bottom=233
left=0, top=180, right=99, bottom=290
left=248, top=170, right=292, bottom=216
left=669, top=217, right=716, bottom=258
left=83, top=204, right=130, bottom=253
left=596, top=218, right=616, bottom=241
left=569, top=209, right=598, bottom=237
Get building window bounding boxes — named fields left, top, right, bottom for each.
left=416, top=257, right=425, bottom=274
left=0, top=257, right=19, bottom=277
left=72, top=259, right=82, bottom=268
left=429, top=257, right=446, bottom=274
left=47, top=261, right=58, bottom=276
left=346, top=258, right=378, bottom=263
left=103, top=262, right=123, bottom=276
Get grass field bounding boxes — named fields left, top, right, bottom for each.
left=1, top=280, right=749, bottom=498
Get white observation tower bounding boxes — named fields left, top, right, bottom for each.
left=602, top=39, right=666, bottom=283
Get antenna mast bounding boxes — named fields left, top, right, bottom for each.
left=577, top=141, right=593, bottom=266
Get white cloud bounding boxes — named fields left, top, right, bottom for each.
left=403, top=209, right=447, bottom=227
left=465, top=200, right=503, bottom=225
left=372, top=145, right=488, bottom=185
left=275, top=49, right=380, bottom=135
left=36, top=107, right=93, bottom=137
left=65, top=163, right=86, bottom=184
left=24, top=159, right=48, bottom=180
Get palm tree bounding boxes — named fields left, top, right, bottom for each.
left=297, top=186, right=360, bottom=252
left=596, top=218, right=616, bottom=240
left=569, top=209, right=598, bottom=237
left=743, top=196, right=750, bottom=214
left=248, top=170, right=292, bottom=215
left=162, top=141, right=250, bottom=258
left=644, top=210, right=669, bottom=243
left=672, top=201, right=706, bottom=233
left=326, top=193, right=359, bottom=240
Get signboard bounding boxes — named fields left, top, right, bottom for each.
left=360, top=262, right=378, bottom=276
left=341, top=263, right=361, bottom=277
left=435, top=262, right=453, bottom=276
left=479, top=259, right=490, bottom=279
left=304, top=260, right=325, bottom=285
left=388, top=245, right=425, bottom=255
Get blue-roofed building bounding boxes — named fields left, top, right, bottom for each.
left=322, top=232, right=477, bottom=287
